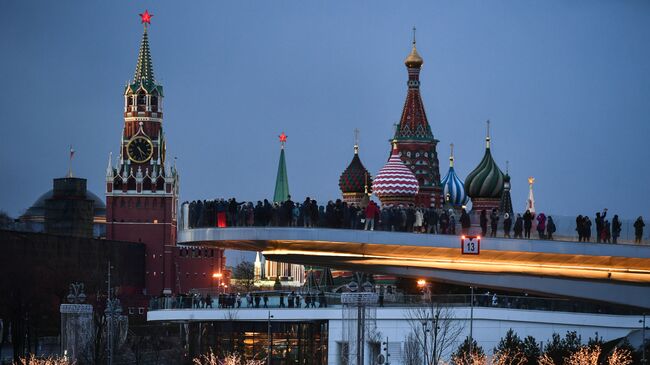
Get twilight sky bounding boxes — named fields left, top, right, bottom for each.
left=1, top=1, right=649, bottom=220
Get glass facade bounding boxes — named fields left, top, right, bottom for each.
left=189, top=320, right=328, bottom=365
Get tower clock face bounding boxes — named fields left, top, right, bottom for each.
left=127, top=136, right=153, bottom=163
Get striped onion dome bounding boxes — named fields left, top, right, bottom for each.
left=339, top=145, right=372, bottom=194
left=373, top=144, right=419, bottom=206
left=464, top=135, right=504, bottom=199
left=440, top=145, right=468, bottom=207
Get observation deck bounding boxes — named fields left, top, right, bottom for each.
left=178, top=227, right=650, bottom=309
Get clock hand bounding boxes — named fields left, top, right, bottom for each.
left=137, top=146, right=145, bottom=155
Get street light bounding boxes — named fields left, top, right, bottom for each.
left=469, top=286, right=475, bottom=357
left=268, top=311, right=274, bottom=365
left=640, top=314, right=647, bottom=365
left=213, top=272, right=222, bottom=294
left=422, top=321, right=429, bottom=365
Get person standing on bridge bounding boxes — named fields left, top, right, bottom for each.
left=490, top=209, right=499, bottom=237
left=634, top=216, right=645, bottom=243
left=460, top=209, right=471, bottom=235
left=612, top=215, right=622, bottom=244
left=546, top=216, right=556, bottom=240
left=595, top=209, right=608, bottom=243
left=480, top=210, right=488, bottom=237
left=536, top=213, right=546, bottom=239
left=513, top=213, right=523, bottom=238
left=523, top=210, right=534, bottom=239
left=364, top=200, right=380, bottom=231
left=503, top=213, right=512, bottom=238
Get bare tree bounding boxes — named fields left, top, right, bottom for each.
left=403, top=332, right=423, bottom=365
left=233, top=262, right=256, bottom=292
left=405, top=304, right=464, bottom=365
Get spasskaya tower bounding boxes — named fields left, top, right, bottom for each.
left=106, top=11, right=178, bottom=295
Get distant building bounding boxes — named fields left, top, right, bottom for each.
left=19, top=177, right=106, bottom=237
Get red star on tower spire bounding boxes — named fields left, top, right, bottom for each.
left=278, top=132, right=287, bottom=148
left=139, top=10, right=153, bottom=25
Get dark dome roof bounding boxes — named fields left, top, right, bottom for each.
left=339, top=153, right=372, bottom=194
left=21, top=189, right=106, bottom=220
left=464, top=147, right=505, bottom=199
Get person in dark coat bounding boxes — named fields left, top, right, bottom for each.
left=634, top=216, right=645, bottom=243
left=513, top=214, right=523, bottom=238
left=503, top=213, right=512, bottom=238
left=595, top=209, right=607, bottom=243
left=523, top=210, right=534, bottom=239
left=576, top=215, right=584, bottom=242
left=546, top=216, right=556, bottom=240
left=489, top=209, right=499, bottom=237
left=480, top=210, right=488, bottom=237
left=612, top=215, right=622, bottom=244
left=584, top=216, right=592, bottom=241
left=536, top=213, right=546, bottom=239
left=460, top=209, right=471, bottom=235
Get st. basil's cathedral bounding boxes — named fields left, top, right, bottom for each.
left=338, top=31, right=514, bottom=216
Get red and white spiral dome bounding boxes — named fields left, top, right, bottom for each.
left=373, top=145, right=419, bottom=207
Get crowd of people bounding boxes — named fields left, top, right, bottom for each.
left=151, top=290, right=329, bottom=310
left=184, top=198, right=645, bottom=243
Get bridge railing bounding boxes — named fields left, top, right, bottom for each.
left=148, top=292, right=639, bottom=316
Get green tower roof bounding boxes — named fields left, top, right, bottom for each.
left=125, top=27, right=163, bottom=96
left=134, top=28, right=154, bottom=83
left=273, top=147, right=290, bottom=203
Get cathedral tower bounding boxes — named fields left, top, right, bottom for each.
left=393, top=29, right=442, bottom=207
left=106, top=12, right=178, bottom=296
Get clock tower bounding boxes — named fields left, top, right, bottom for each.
left=106, top=11, right=178, bottom=295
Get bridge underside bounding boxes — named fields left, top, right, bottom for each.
left=178, top=228, right=650, bottom=309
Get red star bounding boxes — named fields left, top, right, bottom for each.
left=139, top=10, right=153, bottom=25
left=279, top=132, right=287, bottom=143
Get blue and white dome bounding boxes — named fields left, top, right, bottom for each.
left=440, top=145, right=468, bottom=207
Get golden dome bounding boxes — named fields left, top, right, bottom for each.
left=404, top=43, right=423, bottom=68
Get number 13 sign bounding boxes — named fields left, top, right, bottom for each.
left=461, top=235, right=481, bottom=255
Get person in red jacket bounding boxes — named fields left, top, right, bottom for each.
left=364, top=201, right=380, bottom=231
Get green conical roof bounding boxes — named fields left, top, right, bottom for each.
left=125, top=27, right=163, bottom=96
left=134, top=28, right=154, bottom=83
left=273, top=148, right=290, bottom=203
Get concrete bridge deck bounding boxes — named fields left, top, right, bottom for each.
left=178, top=228, right=650, bottom=308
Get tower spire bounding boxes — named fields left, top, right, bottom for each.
left=353, top=128, right=359, bottom=155
left=449, top=143, right=454, bottom=167
left=134, top=12, right=155, bottom=84
left=486, top=119, right=491, bottom=149
left=273, top=133, right=290, bottom=203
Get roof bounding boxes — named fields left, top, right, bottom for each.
left=339, top=151, right=372, bottom=194
left=20, top=189, right=106, bottom=220
left=464, top=147, right=505, bottom=199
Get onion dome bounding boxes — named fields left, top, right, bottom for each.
left=404, top=28, right=424, bottom=68
left=404, top=44, right=424, bottom=68
left=373, top=143, right=419, bottom=206
left=440, top=144, right=468, bottom=207
left=339, top=143, right=372, bottom=195
left=464, top=122, right=505, bottom=199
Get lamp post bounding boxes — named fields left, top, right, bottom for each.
left=432, top=313, right=439, bottom=365
left=212, top=272, right=222, bottom=295
left=422, top=321, right=429, bottom=365
left=469, top=286, right=474, bottom=357
left=641, top=313, right=647, bottom=365
left=268, top=311, right=274, bottom=365
left=417, top=279, right=434, bottom=365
